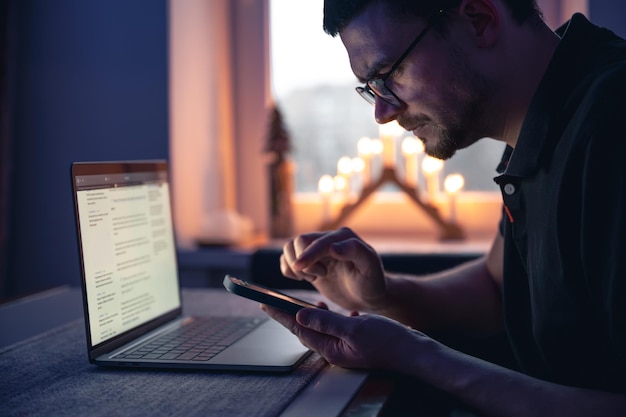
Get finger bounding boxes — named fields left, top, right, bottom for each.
left=282, top=239, right=297, bottom=266
left=329, top=236, right=375, bottom=262
left=316, top=301, right=329, bottom=310
left=262, top=305, right=333, bottom=351
left=292, top=232, right=325, bottom=259
left=281, top=241, right=299, bottom=277
left=296, top=308, right=353, bottom=340
left=328, top=236, right=382, bottom=275
left=261, top=304, right=299, bottom=333
left=294, top=227, right=357, bottom=270
left=281, top=254, right=319, bottom=283
left=279, top=253, right=301, bottom=281
left=282, top=242, right=317, bottom=282
left=301, top=262, right=327, bottom=278
left=293, top=235, right=329, bottom=277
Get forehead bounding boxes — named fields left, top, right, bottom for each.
left=339, top=2, right=424, bottom=80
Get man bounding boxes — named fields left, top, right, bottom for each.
left=262, top=0, right=626, bottom=415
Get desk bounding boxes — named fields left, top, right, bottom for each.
left=0, top=286, right=392, bottom=417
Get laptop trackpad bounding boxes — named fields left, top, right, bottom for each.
left=210, top=319, right=310, bottom=367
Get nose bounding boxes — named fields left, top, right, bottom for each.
left=374, top=97, right=406, bottom=125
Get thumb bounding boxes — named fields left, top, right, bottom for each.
left=296, top=308, right=353, bottom=338
left=329, top=239, right=381, bottom=271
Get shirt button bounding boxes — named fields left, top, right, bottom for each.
left=504, top=184, right=516, bottom=195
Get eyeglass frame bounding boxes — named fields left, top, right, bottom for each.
left=356, top=11, right=445, bottom=107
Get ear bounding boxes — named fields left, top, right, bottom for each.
left=456, top=0, right=500, bottom=48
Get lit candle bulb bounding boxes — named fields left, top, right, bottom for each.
left=370, top=138, right=384, bottom=179
left=357, top=136, right=373, bottom=185
left=337, top=156, right=353, bottom=198
left=333, top=174, right=348, bottom=204
left=444, top=173, right=465, bottom=223
left=401, top=136, right=423, bottom=188
left=351, top=157, right=365, bottom=194
left=318, top=174, right=334, bottom=224
left=422, top=156, right=444, bottom=203
left=370, top=138, right=384, bottom=155
left=378, top=121, right=403, bottom=168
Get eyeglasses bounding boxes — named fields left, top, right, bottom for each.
left=356, top=23, right=433, bottom=107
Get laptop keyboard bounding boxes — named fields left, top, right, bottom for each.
left=114, top=316, right=265, bottom=361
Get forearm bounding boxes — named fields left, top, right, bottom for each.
left=375, top=257, right=503, bottom=335
left=401, top=336, right=626, bottom=417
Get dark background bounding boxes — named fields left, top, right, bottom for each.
left=1, top=0, right=168, bottom=299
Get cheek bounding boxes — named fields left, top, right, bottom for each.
left=417, top=65, right=479, bottom=118
left=401, top=75, right=459, bottom=118
left=411, top=45, right=477, bottom=106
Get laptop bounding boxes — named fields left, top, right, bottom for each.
left=71, top=160, right=310, bottom=372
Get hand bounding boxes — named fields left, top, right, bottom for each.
left=280, top=227, right=387, bottom=312
left=262, top=304, right=424, bottom=371
left=263, top=306, right=626, bottom=417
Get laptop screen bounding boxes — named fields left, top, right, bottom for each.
left=73, top=162, right=180, bottom=346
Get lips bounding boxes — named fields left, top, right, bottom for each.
left=399, top=116, right=431, bottom=139
left=411, top=125, right=427, bottom=138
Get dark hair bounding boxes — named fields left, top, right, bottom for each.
left=323, top=0, right=542, bottom=36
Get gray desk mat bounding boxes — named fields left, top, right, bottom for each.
left=0, top=319, right=325, bottom=417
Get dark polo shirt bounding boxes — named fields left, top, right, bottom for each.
left=495, top=14, right=626, bottom=393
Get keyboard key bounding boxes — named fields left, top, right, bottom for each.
left=114, top=316, right=264, bottom=361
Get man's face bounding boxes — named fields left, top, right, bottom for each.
left=340, top=4, right=495, bottom=159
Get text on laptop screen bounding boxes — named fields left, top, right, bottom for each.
left=75, top=171, right=180, bottom=346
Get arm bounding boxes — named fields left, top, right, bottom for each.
left=280, top=227, right=504, bottom=335
left=262, top=306, right=626, bottom=417
left=380, top=232, right=504, bottom=335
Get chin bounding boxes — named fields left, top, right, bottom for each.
left=426, top=149, right=457, bottom=160
left=430, top=131, right=485, bottom=160
left=423, top=138, right=457, bottom=160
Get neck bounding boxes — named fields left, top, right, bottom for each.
left=495, top=19, right=561, bottom=148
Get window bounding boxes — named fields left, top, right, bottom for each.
left=270, top=0, right=504, bottom=195
left=169, top=0, right=590, bottom=242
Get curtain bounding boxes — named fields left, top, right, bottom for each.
left=0, top=0, right=16, bottom=300
left=169, top=0, right=238, bottom=246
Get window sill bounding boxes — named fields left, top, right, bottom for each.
left=293, top=191, right=501, bottom=241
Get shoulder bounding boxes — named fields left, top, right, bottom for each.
left=566, top=60, right=626, bottom=153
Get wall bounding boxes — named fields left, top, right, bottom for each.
left=4, top=0, right=169, bottom=299
left=537, top=0, right=626, bottom=37
left=590, top=0, right=626, bottom=38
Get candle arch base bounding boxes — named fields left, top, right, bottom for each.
left=319, top=166, right=465, bottom=241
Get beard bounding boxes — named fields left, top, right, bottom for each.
left=398, top=113, right=476, bottom=160
left=402, top=117, right=462, bottom=160
left=398, top=47, right=493, bottom=160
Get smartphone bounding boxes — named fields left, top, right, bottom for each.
left=223, top=275, right=319, bottom=314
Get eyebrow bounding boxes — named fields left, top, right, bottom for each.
left=359, top=60, right=386, bottom=83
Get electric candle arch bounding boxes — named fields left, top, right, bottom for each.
left=317, top=121, right=465, bottom=241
